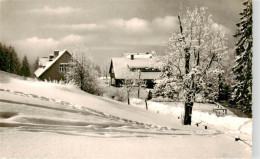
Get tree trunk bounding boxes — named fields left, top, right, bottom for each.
left=178, top=14, right=194, bottom=125
left=184, top=91, right=194, bottom=125
left=185, top=51, right=190, bottom=74
left=127, top=91, right=130, bottom=105
left=138, top=70, right=141, bottom=98
left=183, top=50, right=193, bottom=125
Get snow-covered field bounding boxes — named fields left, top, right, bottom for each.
left=0, top=71, right=252, bottom=158
left=131, top=98, right=252, bottom=135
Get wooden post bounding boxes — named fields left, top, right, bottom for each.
left=145, top=99, right=148, bottom=110
left=137, top=70, right=141, bottom=98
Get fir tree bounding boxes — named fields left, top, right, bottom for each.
left=0, top=43, right=20, bottom=74
left=232, top=0, right=253, bottom=113
left=0, top=43, right=9, bottom=71
left=9, top=46, right=20, bottom=75
left=20, top=55, right=31, bottom=77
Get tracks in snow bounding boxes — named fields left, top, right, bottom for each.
left=0, top=89, right=220, bottom=137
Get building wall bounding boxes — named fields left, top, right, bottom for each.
left=39, top=51, right=72, bottom=81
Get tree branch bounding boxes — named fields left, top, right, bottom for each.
left=204, top=51, right=216, bottom=72
left=178, top=15, right=183, bottom=34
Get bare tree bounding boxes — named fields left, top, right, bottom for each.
left=136, top=69, right=146, bottom=98
left=122, top=69, right=139, bottom=105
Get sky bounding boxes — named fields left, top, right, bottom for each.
left=0, top=0, right=243, bottom=66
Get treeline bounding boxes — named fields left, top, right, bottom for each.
left=0, top=42, right=31, bottom=77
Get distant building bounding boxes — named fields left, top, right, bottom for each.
left=34, top=49, right=72, bottom=81
left=109, top=52, right=161, bottom=88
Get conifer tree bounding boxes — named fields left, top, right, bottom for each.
left=0, top=43, right=9, bottom=71
left=20, top=55, right=31, bottom=77
left=232, top=0, right=253, bottom=113
left=9, top=46, right=20, bottom=75
left=0, top=43, right=20, bottom=74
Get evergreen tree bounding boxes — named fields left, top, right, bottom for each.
left=9, top=46, right=21, bottom=75
left=0, top=43, right=12, bottom=72
left=232, top=0, right=253, bottom=113
left=0, top=43, right=8, bottom=71
left=0, top=43, right=21, bottom=74
left=20, top=55, right=31, bottom=77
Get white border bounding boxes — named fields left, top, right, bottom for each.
left=253, top=0, right=260, bottom=158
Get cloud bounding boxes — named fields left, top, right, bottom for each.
left=108, top=18, right=149, bottom=32
left=14, top=34, right=85, bottom=59
left=152, top=16, right=178, bottom=29
left=19, top=34, right=84, bottom=47
left=28, top=6, right=81, bottom=15
left=22, top=36, right=58, bottom=49
left=43, top=23, right=106, bottom=31
left=59, top=34, right=85, bottom=44
left=107, top=16, right=177, bottom=34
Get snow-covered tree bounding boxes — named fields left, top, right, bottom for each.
left=101, top=61, right=110, bottom=79
left=165, top=7, right=228, bottom=124
left=232, top=0, right=252, bottom=113
left=20, top=55, right=31, bottom=77
left=65, top=46, right=99, bottom=94
left=153, top=54, right=183, bottom=101
left=33, top=57, right=39, bottom=72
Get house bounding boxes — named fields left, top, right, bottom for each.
left=109, top=53, right=161, bottom=88
left=34, top=49, right=72, bottom=81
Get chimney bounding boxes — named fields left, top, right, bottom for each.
left=131, top=54, right=134, bottom=60
left=54, top=50, right=59, bottom=58
left=49, top=54, right=54, bottom=61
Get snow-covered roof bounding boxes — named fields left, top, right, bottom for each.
left=139, top=72, right=161, bottom=79
left=34, top=49, right=70, bottom=78
left=122, top=52, right=149, bottom=55
left=39, top=57, right=49, bottom=67
left=111, top=57, right=160, bottom=79
left=122, top=53, right=153, bottom=59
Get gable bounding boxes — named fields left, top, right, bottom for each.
left=34, top=50, right=71, bottom=78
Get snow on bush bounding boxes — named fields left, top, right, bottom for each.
left=28, top=79, right=79, bottom=92
left=151, top=96, right=174, bottom=102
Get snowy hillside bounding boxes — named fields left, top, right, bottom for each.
left=0, top=71, right=252, bottom=158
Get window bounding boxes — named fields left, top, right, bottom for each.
left=59, top=63, right=69, bottom=73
